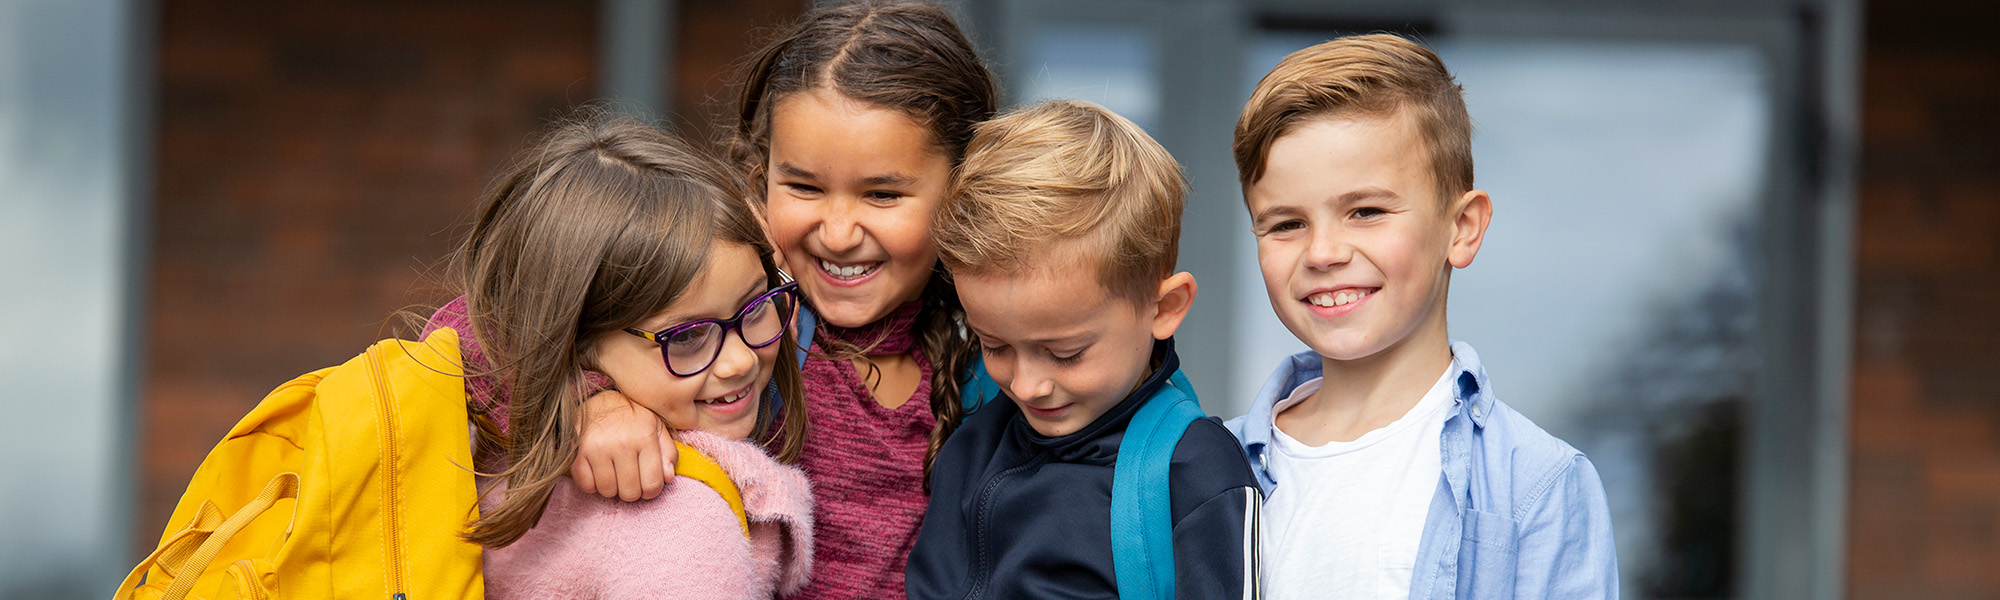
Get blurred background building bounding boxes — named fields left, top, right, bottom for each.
left=0, top=0, right=1991, bottom=597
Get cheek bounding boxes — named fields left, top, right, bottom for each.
left=763, top=197, right=814, bottom=254
left=1376, top=229, right=1438, bottom=280
left=873, top=204, right=939, bottom=262
left=980, top=353, right=1014, bottom=387
left=1257, top=241, right=1295, bottom=294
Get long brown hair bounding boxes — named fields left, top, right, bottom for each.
left=728, top=0, right=997, bottom=478
left=454, top=113, right=808, bottom=548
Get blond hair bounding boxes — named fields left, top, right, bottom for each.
left=1233, top=33, right=1472, bottom=201
left=937, top=99, right=1185, bottom=302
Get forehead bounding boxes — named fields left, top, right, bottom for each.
left=768, top=88, right=944, bottom=171
left=643, top=242, right=764, bottom=327
left=954, top=260, right=1132, bottom=339
left=1246, top=109, right=1435, bottom=210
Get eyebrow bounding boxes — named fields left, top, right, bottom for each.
left=775, top=162, right=817, bottom=180
left=653, top=278, right=768, bottom=329
left=773, top=163, right=916, bottom=188
left=1336, top=187, right=1400, bottom=203
left=861, top=173, right=915, bottom=187
left=1252, top=187, right=1402, bottom=223
left=1252, top=205, right=1305, bottom=225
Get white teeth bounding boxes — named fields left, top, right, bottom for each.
left=700, top=388, right=750, bottom=405
left=1308, top=290, right=1369, bottom=307
left=819, top=259, right=878, bottom=280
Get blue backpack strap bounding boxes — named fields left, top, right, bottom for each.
left=765, top=305, right=819, bottom=426
left=793, top=305, right=817, bottom=368
left=1110, top=370, right=1206, bottom=600
left=959, top=353, right=1000, bottom=412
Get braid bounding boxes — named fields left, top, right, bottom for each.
left=917, top=268, right=978, bottom=485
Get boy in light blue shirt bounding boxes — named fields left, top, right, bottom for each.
left=1224, top=34, right=1619, bottom=599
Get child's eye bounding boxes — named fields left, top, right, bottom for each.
left=979, top=344, right=1007, bottom=356
left=864, top=190, right=904, bottom=204
left=1352, top=207, right=1386, bottom=219
left=1050, top=349, right=1084, bottom=366
left=1265, top=220, right=1305, bottom=234
left=784, top=183, right=824, bottom=197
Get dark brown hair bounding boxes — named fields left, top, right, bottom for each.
left=728, top=0, right=998, bottom=478
left=1233, top=33, right=1473, bottom=201
left=455, top=114, right=807, bottom=548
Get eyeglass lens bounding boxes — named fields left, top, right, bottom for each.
left=664, top=291, right=788, bottom=376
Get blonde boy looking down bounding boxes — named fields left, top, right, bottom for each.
left=906, top=99, right=1261, bottom=600
left=1224, top=34, right=1619, bottom=599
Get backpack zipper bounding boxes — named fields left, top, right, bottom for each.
left=366, top=346, right=408, bottom=598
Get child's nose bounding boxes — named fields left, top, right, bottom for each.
left=817, top=201, right=866, bottom=254
left=708, top=331, right=758, bottom=381
left=1304, top=229, right=1353, bottom=270
left=1007, top=363, right=1054, bottom=402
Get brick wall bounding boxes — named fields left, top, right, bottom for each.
left=1848, top=0, right=2000, bottom=597
left=140, top=0, right=803, bottom=551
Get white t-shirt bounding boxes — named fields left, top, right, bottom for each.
left=1260, top=366, right=1454, bottom=600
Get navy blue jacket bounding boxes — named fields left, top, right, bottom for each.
left=907, top=339, right=1262, bottom=600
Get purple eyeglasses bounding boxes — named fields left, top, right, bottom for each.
left=624, top=281, right=800, bottom=377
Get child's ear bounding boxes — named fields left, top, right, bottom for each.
left=1447, top=189, right=1493, bottom=269
left=1149, top=272, right=1198, bottom=340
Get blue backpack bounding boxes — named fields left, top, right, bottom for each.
left=793, top=309, right=1203, bottom=599
left=961, top=354, right=1204, bottom=600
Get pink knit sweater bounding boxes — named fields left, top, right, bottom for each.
left=483, top=430, right=815, bottom=599
left=424, top=298, right=813, bottom=597
left=789, top=302, right=935, bottom=600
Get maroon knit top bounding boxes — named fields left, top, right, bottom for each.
left=789, top=301, right=935, bottom=600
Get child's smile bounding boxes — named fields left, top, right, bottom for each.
left=954, top=244, right=1194, bottom=438
left=1248, top=111, right=1476, bottom=363
left=1302, top=286, right=1379, bottom=317
left=764, top=88, right=952, bottom=329
left=592, top=242, right=780, bottom=441
left=958, top=263, right=1159, bottom=437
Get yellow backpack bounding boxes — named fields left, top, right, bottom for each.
left=117, top=329, right=485, bottom=600
left=119, top=327, right=755, bottom=600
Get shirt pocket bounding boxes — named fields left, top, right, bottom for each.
left=1458, top=508, right=1520, bottom=597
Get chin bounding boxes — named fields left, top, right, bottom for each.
left=811, top=298, right=894, bottom=329
left=1026, top=421, right=1076, bottom=437
left=1294, top=325, right=1388, bottom=363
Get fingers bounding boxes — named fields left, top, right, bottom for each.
left=638, top=432, right=666, bottom=500
left=572, top=457, right=597, bottom=495
left=615, top=444, right=647, bottom=502
left=593, top=450, right=622, bottom=500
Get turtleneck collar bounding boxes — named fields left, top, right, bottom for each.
left=816, top=300, right=924, bottom=355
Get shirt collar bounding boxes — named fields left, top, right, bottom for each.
left=1243, top=341, right=1495, bottom=481
left=1448, top=340, right=1495, bottom=429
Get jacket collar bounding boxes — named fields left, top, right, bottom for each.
left=1241, top=340, right=1493, bottom=489
left=1014, top=338, right=1180, bottom=457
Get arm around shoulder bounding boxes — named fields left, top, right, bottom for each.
left=1512, top=453, right=1619, bottom=599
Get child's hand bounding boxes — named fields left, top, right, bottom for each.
left=572, top=390, right=677, bottom=501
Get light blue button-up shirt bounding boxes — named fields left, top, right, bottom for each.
left=1224, top=341, right=1619, bottom=599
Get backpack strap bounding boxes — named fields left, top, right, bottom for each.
left=673, top=441, right=749, bottom=538
left=959, top=354, right=1001, bottom=413
left=1110, top=370, right=1206, bottom=600
left=762, top=304, right=819, bottom=427
left=793, top=305, right=817, bottom=368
